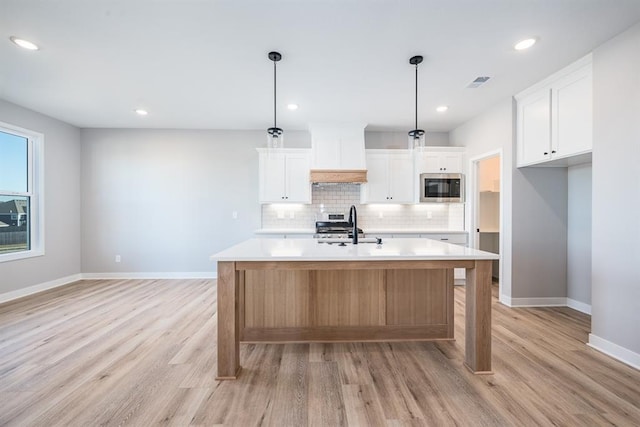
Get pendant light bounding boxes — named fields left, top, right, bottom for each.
left=267, top=51, right=283, bottom=149
left=408, top=55, right=426, bottom=150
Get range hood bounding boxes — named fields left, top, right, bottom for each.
left=309, top=123, right=368, bottom=183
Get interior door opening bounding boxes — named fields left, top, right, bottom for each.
left=475, top=155, right=501, bottom=283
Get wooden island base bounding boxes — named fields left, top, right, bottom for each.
left=217, top=259, right=492, bottom=379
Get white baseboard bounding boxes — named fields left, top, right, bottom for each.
left=0, top=273, right=82, bottom=304
left=498, top=294, right=512, bottom=306
left=588, top=334, right=640, bottom=371
left=566, top=298, right=592, bottom=315
left=82, top=272, right=216, bottom=280
left=509, top=297, right=567, bottom=307
left=0, top=272, right=217, bottom=305
left=502, top=296, right=591, bottom=314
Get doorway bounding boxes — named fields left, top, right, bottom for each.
left=473, top=154, right=501, bottom=284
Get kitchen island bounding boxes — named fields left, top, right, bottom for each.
left=211, top=237, right=498, bottom=379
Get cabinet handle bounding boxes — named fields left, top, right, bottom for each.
left=440, top=238, right=449, bottom=241
left=552, top=150, right=556, bottom=154
left=544, top=152, right=549, bottom=155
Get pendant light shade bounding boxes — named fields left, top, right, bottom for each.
left=408, top=55, right=426, bottom=150
left=267, top=51, right=284, bottom=149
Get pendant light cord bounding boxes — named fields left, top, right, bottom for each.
left=273, top=59, right=277, bottom=129
left=414, top=62, right=418, bottom=131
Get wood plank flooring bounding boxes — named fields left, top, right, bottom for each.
left=0, top=278, right=639, bottom=426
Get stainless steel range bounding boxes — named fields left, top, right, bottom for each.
left=315, top=211, right=382, bottom=245
left=315, top=221, right=364, bottom=239
left=315, top=212, right=364, bottom=239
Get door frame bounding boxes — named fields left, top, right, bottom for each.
left=469, top=149, right=503, bottom=295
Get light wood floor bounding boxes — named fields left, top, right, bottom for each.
left=1, top=279, right=639, bottom=426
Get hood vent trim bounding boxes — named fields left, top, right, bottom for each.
left=308, top=123, right=368, bottom=184
left=310, top=169, right=367, bottom=184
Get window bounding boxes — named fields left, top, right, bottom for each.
left=0, top=122, right=44, bottom=262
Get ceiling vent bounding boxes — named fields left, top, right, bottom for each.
left=467, top=76, right=491, bottom=88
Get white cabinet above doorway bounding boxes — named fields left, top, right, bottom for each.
left=516, top=54, right=593, bottom=167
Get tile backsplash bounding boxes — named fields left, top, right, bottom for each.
left=261, top=183, right=464, bottom=231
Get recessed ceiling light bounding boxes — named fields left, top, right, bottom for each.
left=514, top=38, right=537, bottom=51
left=436, top=105, right=449, bottom=113
left=287, top=104, right=299, bottom=110
left=134, top=109, right=148, bottom=116
left=9, top=36, right=39, bottom=51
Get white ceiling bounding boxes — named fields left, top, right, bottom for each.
left=2, top=0, right=640, bottom=132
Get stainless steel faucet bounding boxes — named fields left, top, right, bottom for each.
left=348, top=205, right=358, bottom=244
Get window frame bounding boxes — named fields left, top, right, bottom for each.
left=0, top=121, right=44, bottom=262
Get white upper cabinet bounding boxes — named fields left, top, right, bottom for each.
left=414, top=147, right=465, bottom=174
left=309, top=123, right=366, bottom=170
left=552, top=65, right=593, bottom=158
left=258, top=149, right=311, bottom=203
left=517, top=89, right=552, bottom=165
left=361, top=150, right=414, bottom=204
left=516, top=54, right=593, bottom=167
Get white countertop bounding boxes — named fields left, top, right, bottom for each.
left=364, top=229, right=467, bottom=234
left=254, top=228, right=467, bottom=235
left=211, top=238, right=498, bottom=262
left=254, top=228, right=316, bottom=234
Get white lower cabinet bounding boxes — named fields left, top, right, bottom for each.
left=368, top=232, right=468, bottom=281
left=420, top=233, right=468, bottom=281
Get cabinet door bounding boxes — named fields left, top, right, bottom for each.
left=440, top=153, right=463, bottom=173
left=310, top=125, right=366, bottom=170
left=552, top=66, right=592, bottom=158
left=517, top=89, right=552, bottom=166
left=260, top=153, right=286, bottom=202
left=388, top=153, right=414, bottom=203
left=285, top=153, right=311, bottom=203
left=361, top=154, right=390, bottom=203
left=421, top=155, right=441, bottom=173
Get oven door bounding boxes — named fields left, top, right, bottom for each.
left=419, top=173, right=464, bottom=202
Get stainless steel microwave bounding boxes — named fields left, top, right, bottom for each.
left=419, top=173, right=465, bottom=203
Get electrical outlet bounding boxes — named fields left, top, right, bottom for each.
left=277, top=210, right=285, bottom=219
left=427, top=211, right=433, bottom=219
left=289, top=211, right=295, bottom=219
left=232, top=211, right=238, bottom=219
left=378, top=211, right=384, bottom=219
left=115, top=255, right=121, bottom=263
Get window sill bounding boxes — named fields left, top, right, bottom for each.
left=0, top=249, right=45, bottom=263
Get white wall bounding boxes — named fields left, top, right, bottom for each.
left=449, top=99, right=513, bottom=301
left=0, top=99, right=82, bottom=294
left=80, top=129, right=309, bottom=275
left=567, top=164, right=592, bottom=309
left=450, top=98, right=569, bottom=303
left=591, top=22, right=640, bottom=359
left=365, top=131, right=449, bottom=149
